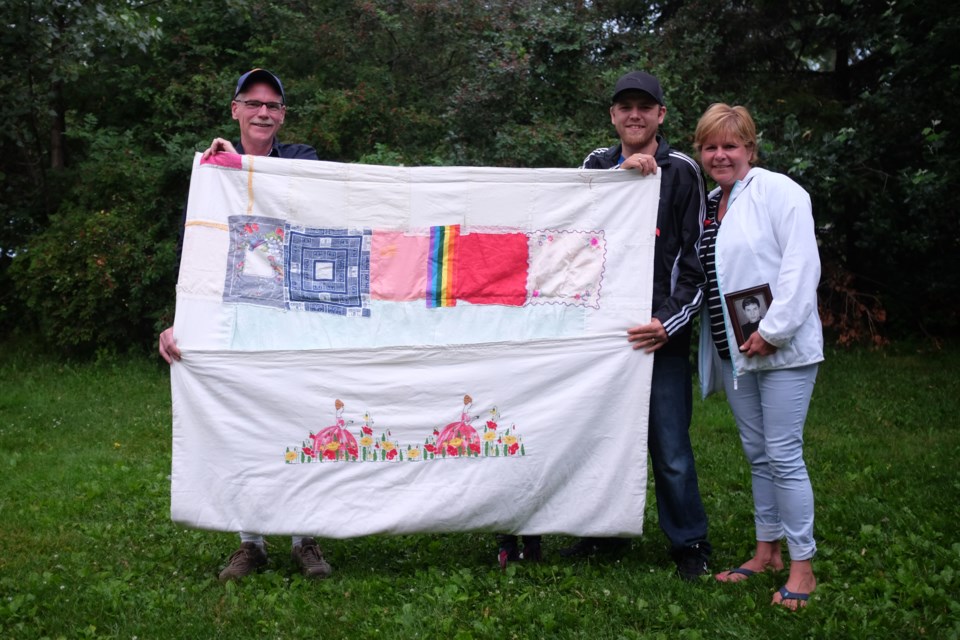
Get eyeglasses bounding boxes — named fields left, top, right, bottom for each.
left=234, top=99, right=284, bottom=112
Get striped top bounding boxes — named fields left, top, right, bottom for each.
left=698, top=193, right=732, bottom=359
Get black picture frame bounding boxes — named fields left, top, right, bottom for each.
left=724, top=283, right=773, bottom=347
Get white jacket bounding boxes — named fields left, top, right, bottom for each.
left=699, top=167, right=824, bottom=398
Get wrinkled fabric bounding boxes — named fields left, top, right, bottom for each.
left=171, top=155, right=661, bottom=537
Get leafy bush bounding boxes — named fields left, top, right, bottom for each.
left=15, top=208, right=174, bottom=354
left=13, top=126, right=181, bottom=355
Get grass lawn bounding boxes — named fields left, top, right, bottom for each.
left=1, top=343, right=958, bottom=639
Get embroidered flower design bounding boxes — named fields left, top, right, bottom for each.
left=285, top=396, right=525, bottom=464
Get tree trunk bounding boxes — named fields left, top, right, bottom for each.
left=50, top=78, right=66, bottom=170
left=832, top=0, right=851, bottom=102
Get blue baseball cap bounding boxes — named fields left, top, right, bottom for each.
left=234, top=68, right=285, bottom=103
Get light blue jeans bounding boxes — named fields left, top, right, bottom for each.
left=722, top=362, right=818, bottom=561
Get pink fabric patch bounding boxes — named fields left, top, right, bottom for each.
left=370, top=232, right=430, bottom=301
left=455, top=233, right=529, bottom=306
left=200, top=152, right=243, bottom=169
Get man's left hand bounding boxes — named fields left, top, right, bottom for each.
left=201, top=138, right=237, bottom=162
left=627, top=318, right=668, bottom=353
left=619, top=153, right=658, bottom=176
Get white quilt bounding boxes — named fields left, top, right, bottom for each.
left=170, top=153, right=660, bottom=537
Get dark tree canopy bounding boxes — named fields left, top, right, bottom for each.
left=2, top=0, right=956, bottom=353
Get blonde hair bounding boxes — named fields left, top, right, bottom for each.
left=693, top=103, right=758, bottom=165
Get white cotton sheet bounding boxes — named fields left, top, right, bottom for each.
left=170, top=155, right=660, bottom=537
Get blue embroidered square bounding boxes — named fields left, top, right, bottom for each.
left=285, top=226, right=371, bottom=317
left=223, top=215, right=287, bottom=309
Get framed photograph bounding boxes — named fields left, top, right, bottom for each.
left=724, top=284, right=773, bottom=347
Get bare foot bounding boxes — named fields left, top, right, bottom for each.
left=715, top=540, right=785, bottom=583
left=715, top=558, right=785, bottom=582
left=771, top=559, right=816, bottom=610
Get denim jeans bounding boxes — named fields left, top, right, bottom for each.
left=648, top=353, right=710, bottom=553
left=722, top=362, right=818, bottom=560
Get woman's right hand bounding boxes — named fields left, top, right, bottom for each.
left=739, top=331, right=777, bottom=358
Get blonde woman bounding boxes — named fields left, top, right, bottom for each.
left=694, top=104, right=823, bottom=609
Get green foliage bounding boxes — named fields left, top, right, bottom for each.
left=12, top=124, right=179, bottom=354
left=650, top=0, right=960, bottom=339
left=1, top=0, right=958, bottom=351
left=1, top=344, right=959, bottom=638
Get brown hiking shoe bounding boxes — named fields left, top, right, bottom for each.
left=218, top=542, right=267, bottom=582
left=291, top=538, right=332, bottom=579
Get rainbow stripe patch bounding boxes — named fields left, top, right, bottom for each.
left=427, top=225, right=459, bottom=307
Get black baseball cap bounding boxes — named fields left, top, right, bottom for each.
left=234, top=68, right=285, bottom=103
left=611, top=71, right=663, bottom=106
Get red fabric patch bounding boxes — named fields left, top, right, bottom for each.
left=200, top=152, right=243, bottom=169
left=455, top=233, right=529, bottom=306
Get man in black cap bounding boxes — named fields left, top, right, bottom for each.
left=159, top=69, right=329, bottom=582
left=560, top=71, right=712, bottom=581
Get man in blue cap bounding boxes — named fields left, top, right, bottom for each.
left=559, top=71, right=712, bottom=581
left=200, top=68, right=318, bottom=160
left=159, top=69, right=328, bottom=582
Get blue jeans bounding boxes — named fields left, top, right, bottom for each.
left=722, top=362, right=818, bottom=560
left=648, top=354, right=710, bottom=553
